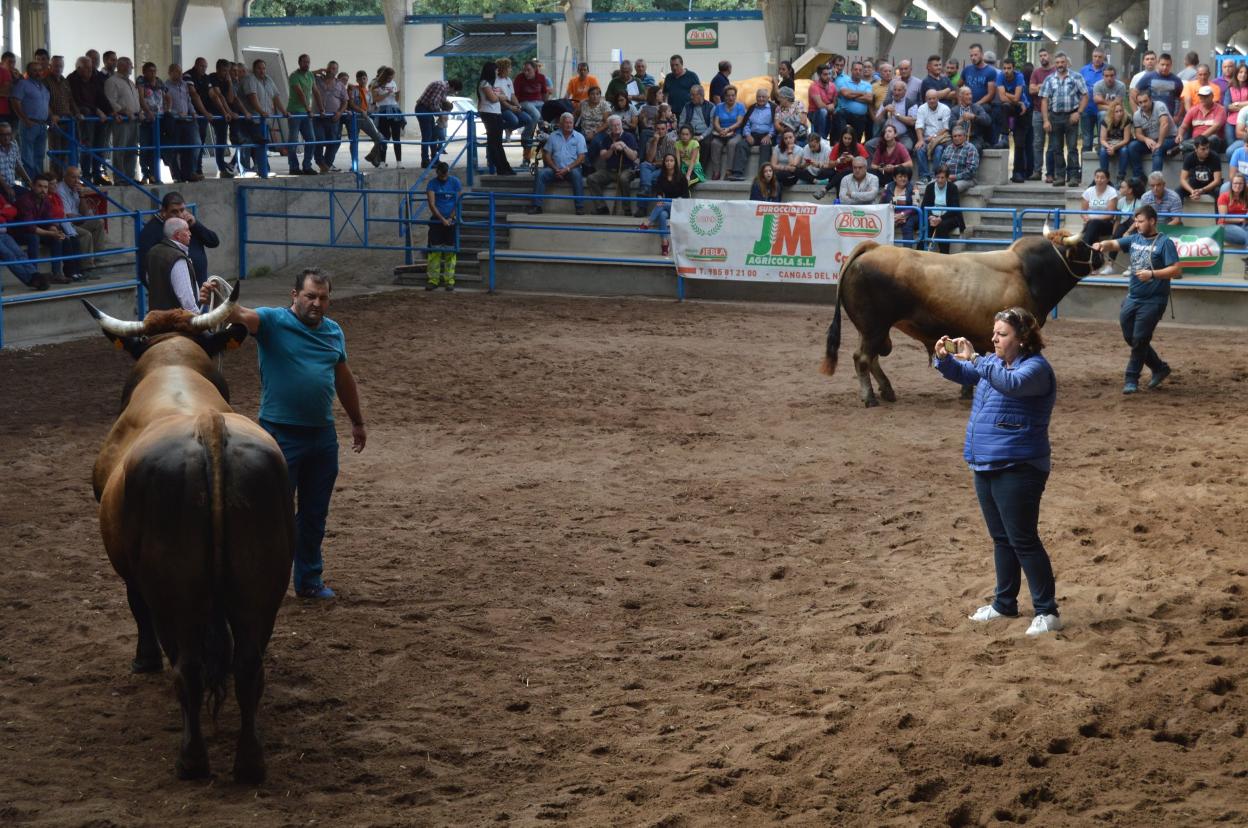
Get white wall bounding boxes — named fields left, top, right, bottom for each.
left=405, top=22, right=445, bottom=108
left=238, top=23, right=391, bottom=92
left=183, top=3, right=233, bottom=65
left=585, top=19, right=769, bottom=84
left=48, top=0, right=133, bottom=62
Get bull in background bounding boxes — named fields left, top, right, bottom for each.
left=820, top=228, right=1103, bottom=406
left=85, top=285, right=294, bottom=783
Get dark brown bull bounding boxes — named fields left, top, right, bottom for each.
left=85, top=285, right=294, bottom=783
left=820, top=228, right=1102, bottom=406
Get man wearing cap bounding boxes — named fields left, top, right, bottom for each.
left=1179, top=85, right=1227, bottom=153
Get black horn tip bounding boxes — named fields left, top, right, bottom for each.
left=228, top=280, right=240, bottom=302
left=81, top=299, right=102, bottom=319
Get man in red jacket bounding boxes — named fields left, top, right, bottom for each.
left=15, top=173, right=80, bottom=282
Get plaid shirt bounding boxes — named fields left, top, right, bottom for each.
left=417, top=80, right=450, bottom=113
left=0, top=141, right=21, bottom=185
left=43, top=73, right=74, bottom=118
left=944, top=140, right=979, bottom=181
left=1039, top=70, right=1087, bottom=114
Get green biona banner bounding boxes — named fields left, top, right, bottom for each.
left=1158, top=224, right=1225, bottom=276
left=685, top=22, right=718, bottom=49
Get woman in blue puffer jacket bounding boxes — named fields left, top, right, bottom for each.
left=935, top=307, right=1061, bottom=637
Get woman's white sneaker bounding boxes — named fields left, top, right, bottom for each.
left=968, top=605, right=1009, bottom=622
left=1025, top=614, right=1063, bottom=636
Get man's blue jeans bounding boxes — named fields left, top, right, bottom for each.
left=914, top=142, right=945, bottom=179
left=261, top=421, right=339, bottom=593
left=18, top=120, right=45, bottom=176
left=313, top=116, right=341, bottom=167
left=811, top=107, right=835, bottom=139
left=0, top=230, right=36, bottom=285
left=1119, top=296, right=1168, bottom=383
left=532, top=167, right=584, bottom=211
left=1048, top=114, right=1080, bottom=181
left=415, top=113, right=445, bottom=166
left=973, top=464, right=1058, bottom=617
left=288, top=113, right=315, bottom=172
left=1126, top=137, right=1176, bottom=180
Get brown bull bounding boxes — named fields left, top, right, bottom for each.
left=820, top=229, right=1102, bottom=406
left=85, top=286, right=294, bottom=783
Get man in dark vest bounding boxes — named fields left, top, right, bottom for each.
left=137, top=190, right=219, bottom=288
left=145, top=217, right=200, bottom=311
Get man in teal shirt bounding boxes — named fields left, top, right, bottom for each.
left=425, top=161, right=462, bottom=290
left=286, top=53, right=320, bottom=175
left=203, top=268, right=366, bottom=598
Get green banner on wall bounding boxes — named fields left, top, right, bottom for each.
left=1158, top=224, right=1225, bottom=276
left=685, top=22, right=718, bottom=49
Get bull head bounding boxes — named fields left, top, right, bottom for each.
left=1042, top=223, right=1103, bottom=275
left=82, top=280, right=247, bottom=358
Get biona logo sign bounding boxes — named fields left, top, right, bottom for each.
left=835, top=210, right=883, bottom=239
left=685, top=23, right=718, bottom=49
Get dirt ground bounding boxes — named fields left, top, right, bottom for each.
left=2, top=291, right=1247, bottom=827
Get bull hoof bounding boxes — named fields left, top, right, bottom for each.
left=131, top=655, right=164, bottom=674
left=234, top=757, right=267, bottom=785
left=864, top=396, right=879, bottom=408
left=175, top=755, right=211, bottom=781
left=880, top=387, right=897, bottom=403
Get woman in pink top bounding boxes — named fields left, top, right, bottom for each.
left=869, top=124, right=912, bottom=182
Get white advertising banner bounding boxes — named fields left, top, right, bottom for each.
left=670, top=199, right=894, bottom=284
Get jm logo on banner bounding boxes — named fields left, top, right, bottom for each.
left=670, top=200, right=894, bottom=283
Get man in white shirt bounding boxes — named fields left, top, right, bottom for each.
left=55, top=165, right=107, bottom=269
left=103, top=57, right=141, bottom=181
left=146, top=217, right=201, bottom=311
left=913, top=89, right=952, bottom=180
left=836, top=156, right=879, bottom=203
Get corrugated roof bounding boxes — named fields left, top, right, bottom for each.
left=426, top=33, right=538, bottom=57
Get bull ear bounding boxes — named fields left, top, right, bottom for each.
left=198, top=323, right=248, bottom=356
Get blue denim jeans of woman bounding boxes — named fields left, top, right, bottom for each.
left=1224, top=222, right=1248, bottom=250
left=973, top=464, right=1058, bottom=617
left=1097, top=145, right=1130, bottom=180
left=260, top=421, right=339, bottom=593
left=520, top=101, right=543, bottom=149
left=647, top=204, right=671, bottom=233
left=1119, top=296, right=1168, bottom=383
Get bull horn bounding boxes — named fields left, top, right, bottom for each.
left=188, top=279, right=240, bottom=331
left=1062, top=233, right=1083, bottom=247
left=1042, top=221, right=1052, bottom=237
left=81, top=299, right=147, bottom=337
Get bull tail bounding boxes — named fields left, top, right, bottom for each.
left=820, top=241, right=876, bottom=377
left=196, top=411, right=233, bottom=722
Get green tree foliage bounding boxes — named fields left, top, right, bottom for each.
left=249, top=0, right=383, bottom=15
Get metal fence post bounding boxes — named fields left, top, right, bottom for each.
left=466, top=113, right=476, bottom=187
left=152, top=113, right=163, bottom=184
left=257, top=115, right=270, bottom=179
left=133, top=212, right=148, bottom=316
left=67, top=117, right=80, bottom=168
left=349, top=111, right=359, bottom=174
left=402, top=195, right=413, bottom=266
left=237, top=187, right=249, bottom=279
left=487, top=191, right=496, bottom=293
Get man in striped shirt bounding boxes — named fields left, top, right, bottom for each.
left=416, top=79, right=460, bottom=168
left=1039, top=52, right=1088, bottom=187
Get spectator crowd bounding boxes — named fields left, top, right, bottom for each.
left=514, top=47, right=1247, bottom=269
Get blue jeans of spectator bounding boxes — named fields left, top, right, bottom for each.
left=18, top=120, right=46, bottom=176
left=520, top=101, right=543, bottom=149
left=109, top=118, right=139, bottom=181
left=415, top=113, right=444, bottom=166
left=1048, top=114, right=1079, bottom=180
left=532, top=167, right=584, bottom=211
left=166, top=117, right=197, bottom=181
left=192, top=116, right=208, bottom=174
left=261, top=420, right=339, bottom=593
left=78, top=119, right=108, bottom=180
left=1126, top=136, right=1176, bottom=180
left=1225, top=139, right=1244, bottom=158
left=1080, top=109, right=1098, bottom=156
left=914, top=141, right=945, bottom=179
left=1119, top=297, right=1168, bottom=383
left=1011, top=109, right=1033, bottom=176
left=1224, top=223, right=1248, bottom=250
left=973, top=464, right=1057, bottom=618
left=500, top=106, right=532, bottom=140
left=1097, top=145, right=1130, bottom=180
left=313, top=115, right=341, bottom=167
left=0, top=230, right=36, bottom=285
left=288, top=113, right=315, bottom=172
left=811, top=106, right=836, bottom=139
left=896, top=212, right=918, bottom=242
left=23, top=231, right=78, bottom=276
left=637, top=161, right=663, bottom=213
left=1032, top=108, right=1052, bottom=177
left=209, top=118, right=233, bottom=173
left=989, top=102, right=1009, bottom=145
left=647, top=204, right=671, bottom=234
left=840, top=111, right=868, bottom=144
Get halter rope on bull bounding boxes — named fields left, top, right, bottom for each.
left=1043, top=220, right=1094, bottom=278
left=203, top=275, right=235, bottom=373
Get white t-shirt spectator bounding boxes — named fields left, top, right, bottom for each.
left=477, top=80, right=500, bottom=114
left=494, top=76, right=515, bottom=104
left=914, top=102, right=952, bottom=138
left=1082, top=184, right=1117, bottom=220
left=1238, top=106, right=1248, bottom=134
left=373, top=79, right=399, bottom=108
left=799, top=142, right=832, bottom=169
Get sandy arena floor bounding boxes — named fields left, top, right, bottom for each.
left=2, top=291, right=1247, bottom=827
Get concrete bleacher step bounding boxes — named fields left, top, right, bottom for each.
left=1079, top=150, right=1186, bottom=186
left=1, top=277, right=138, bottom=347
left=507, top=213, right=664, bottom=257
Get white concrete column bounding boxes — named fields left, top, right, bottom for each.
left=760, top=0, right=837, bottom=76
left=1149, top=0, right=1218, bottom=61
left=133, top=0, right=178, bottom=72
left=381, top=0, right=405, bottom=94
left=219, top=0, right=246, bottom=60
